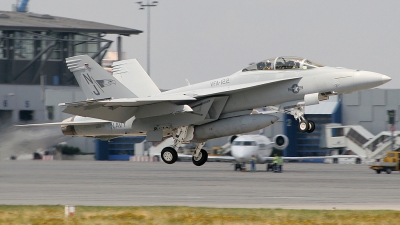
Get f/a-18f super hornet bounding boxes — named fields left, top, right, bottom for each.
left=20, top=55, right=391, bottom=167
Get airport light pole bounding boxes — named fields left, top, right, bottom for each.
left=137, top=1, right=158, bottom=76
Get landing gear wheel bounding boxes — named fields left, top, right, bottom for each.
left=298, top=120, right=309, bottom=132
left=161, top=147, right=178, bottom=164
left=234, top=163, right=241, bottom=171
left=306, top=120, right=315, bottom=133
left=192, top=149, right=208, bottom=166
left=376, top=170, right=381, bottom=174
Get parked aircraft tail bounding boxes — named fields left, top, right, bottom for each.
left=66, top=55, right=137, bottom=100
left=112, top=59, right=161, bottom=97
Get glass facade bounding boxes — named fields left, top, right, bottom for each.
left=14, top=32, right=35, bottom=60
left=0, top=30, right=111, bottom=85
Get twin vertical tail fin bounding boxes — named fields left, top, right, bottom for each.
left=112, top=59, right=161, bottom=97
left=66, top=55, right=137, bottom=100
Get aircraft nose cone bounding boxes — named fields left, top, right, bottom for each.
left=354, top=71, right=391, bottom=90
left=381, top=75, right=392, bottom=84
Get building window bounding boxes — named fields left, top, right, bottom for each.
left=19, top=110, right=34, bottom=121
left=0, top=36, right=8, bottom=59
left=42, top=33, right=62, bottom=61
left=14, top=32, right=34, bottom=60
left=46, top=106, right=54, bottom=120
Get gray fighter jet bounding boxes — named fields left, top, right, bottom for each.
left=20, top=55, right=391, bottom=167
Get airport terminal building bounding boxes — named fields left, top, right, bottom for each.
left=0, top=10, right=142, bottom=158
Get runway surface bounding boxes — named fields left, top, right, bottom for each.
left=0, top=160, right=399, bottom=210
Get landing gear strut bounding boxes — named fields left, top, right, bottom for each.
left=285, top=103, right=315, bottom=133
left=160, top=126, right=209, bottom=166
left=161, top=126, right=192, bottom=165
left=192, top=142, right=208, bottom=166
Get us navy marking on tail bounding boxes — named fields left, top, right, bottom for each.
left=96, top=79, right=116, bottom=88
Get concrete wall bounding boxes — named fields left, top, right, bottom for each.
left=342, top=89, right=400, bottom=135
left=0, top=84, right=95, bottom=154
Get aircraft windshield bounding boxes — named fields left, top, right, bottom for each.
left=232, top=141, right=257, bottom=146
left=242, top=56, right=323, bottom=72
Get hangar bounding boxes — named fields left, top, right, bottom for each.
left=0, top=10, right=142, bottom=159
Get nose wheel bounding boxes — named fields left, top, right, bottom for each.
left=281, top=102, right=316, bottom=133
left=298, top=120, right=315, bottom=133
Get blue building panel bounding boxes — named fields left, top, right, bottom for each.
left=283, top=100, right=342, bottom=160
left=95, top=136, right=146, bottom=161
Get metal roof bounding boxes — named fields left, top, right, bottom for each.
left=0, top=11, right=142, bottom=35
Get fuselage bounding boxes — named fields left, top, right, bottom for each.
left=65, top=56, right=391, bottom=139
left=164, top=66, right=386, bottom=114
left=231, top=135, right=274, bottom=163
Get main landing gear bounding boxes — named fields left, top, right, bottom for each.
left=234, top=163, right=246, bottom=171
left=160, top=126, right=208, bottom=166
left=161, top=147, right=178, bottom=164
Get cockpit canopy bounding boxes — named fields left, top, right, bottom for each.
left=242, top=56, right=323, bottom=72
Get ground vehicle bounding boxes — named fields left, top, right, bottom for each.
left=369, top=151, right=400, bottom=174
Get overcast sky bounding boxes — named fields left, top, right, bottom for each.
left=3, top=1, right=400, bottom=90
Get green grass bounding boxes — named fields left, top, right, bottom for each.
left=0, top=205, right=399, bottom=225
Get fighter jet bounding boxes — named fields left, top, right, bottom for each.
left=19, top=55, right=391, bottom=167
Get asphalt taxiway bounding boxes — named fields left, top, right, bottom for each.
left=0, top=161, right=399, bottom=210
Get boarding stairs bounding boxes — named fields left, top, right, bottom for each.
left=320, top=124, right=374, bottom=158
left=363, top=131, right=400, bottom=159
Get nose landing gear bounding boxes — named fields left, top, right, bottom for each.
left=284, top=103, right=316, bottom=133
left=234, top=163, right=246, bottom=171
left=298, top=119, right=315, bottom=133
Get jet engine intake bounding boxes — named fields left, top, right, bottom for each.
left=272, top=134, right=289, bottom=150
left=61, top=117, right=77, bottom=136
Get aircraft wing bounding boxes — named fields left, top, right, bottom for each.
left=263, top=155, right=360, bottom=161
left=59, top=77, right=300, bottom=122
left=60, top=94, right=197, bottom=123
left=207, top=155, right=235, bottom=160
left=16, top=120, right=109, bottom=127
left=185, top=77, right=302, bottom=97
